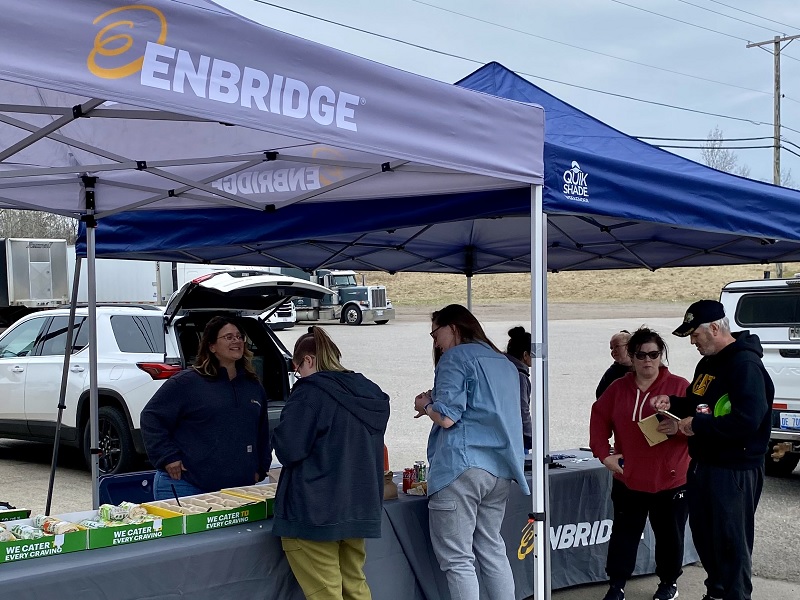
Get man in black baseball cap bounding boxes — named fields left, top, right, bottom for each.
left=672, top=299, right=726, bottom=337
left=649, top=299, right=774, bottom=600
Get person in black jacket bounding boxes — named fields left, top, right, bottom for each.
left=596, top=330, right=633, bottom=398
left=505, top=326, right=532, bottom=450
left=652, top=300, right=773, bottom=600
left=272, top=326, right=390, bottom=600
left=141, top=316, right=271, bottom=499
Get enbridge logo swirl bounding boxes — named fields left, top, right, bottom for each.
left=517, top=520, right=535, bottom=560
left=88, top=5, right=167, bottom=79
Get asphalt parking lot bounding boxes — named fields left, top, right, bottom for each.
left=2, top=305, right=798, bottom=588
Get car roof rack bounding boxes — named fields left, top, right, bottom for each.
left=56, top=303, right=163, bottom=311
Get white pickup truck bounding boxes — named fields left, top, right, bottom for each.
left=720, top=276, right=800, bottom=476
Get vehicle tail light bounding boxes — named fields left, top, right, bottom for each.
left=137, top=362, right=182, bottom=380
left=191, top=273, right=216, bottom=284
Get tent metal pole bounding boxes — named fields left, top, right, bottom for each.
left=466, top=275, right=472, bottom=311
left=82, top=175, right=100, bottom=509
left=44, top=253, right=82, bottom=516
left=530, top=184, right=550, bottom=599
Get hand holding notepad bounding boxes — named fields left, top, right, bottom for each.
left=637, top=413, right=668, bottom=446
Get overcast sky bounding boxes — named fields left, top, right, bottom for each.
left=218, top=0, right=800, bottom=183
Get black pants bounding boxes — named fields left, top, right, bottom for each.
left=606, top=479, right=689, bottom=588
left=688, top=460, right=763, bottom=600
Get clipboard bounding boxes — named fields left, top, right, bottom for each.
left=637, top=413, right=668, bottom=446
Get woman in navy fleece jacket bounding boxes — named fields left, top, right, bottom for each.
left=141, top=316, right=271, bottom=499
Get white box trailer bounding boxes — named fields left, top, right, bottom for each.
left=0, top=238, right=69, bottom=327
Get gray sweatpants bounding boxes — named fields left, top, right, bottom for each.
left=428, top=468, right=514, bottom=600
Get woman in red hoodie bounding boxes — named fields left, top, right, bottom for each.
left=590, top=327, right=690, bottom=600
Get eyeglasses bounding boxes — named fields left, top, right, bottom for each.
left=430, top=325, right=446, bottom=338
left=633, top=350, right=661, bottom=360
left=217, top=333, right=244, bottom=342
left=611, top=343, right=627, bottom=351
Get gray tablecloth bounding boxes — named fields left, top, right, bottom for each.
left=0, top=451, right=697, bottom=599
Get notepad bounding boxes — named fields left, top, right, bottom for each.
left=637, top=413, right=668, bottom=446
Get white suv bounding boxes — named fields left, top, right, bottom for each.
left=720, top=276, right=800, bottom=476
left=0, top=271, right=328, bottom=475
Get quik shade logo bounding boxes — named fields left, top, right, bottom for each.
left=562, top=161, right=589, bottom=203
left=87, top=5, right=363, bottom=131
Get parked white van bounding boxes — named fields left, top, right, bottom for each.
left=720, top=276, right=800, bottom=476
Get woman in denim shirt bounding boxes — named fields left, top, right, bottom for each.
left=414, top=304, right=530, bottom=600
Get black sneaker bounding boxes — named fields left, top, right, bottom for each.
left=653, top=582, right=678, bottom=599
left=602, top=585, right=625, bottom=600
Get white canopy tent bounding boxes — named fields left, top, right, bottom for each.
left=0, top=1, right=548, bottom=598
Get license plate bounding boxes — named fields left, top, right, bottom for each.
left=375, top=310, right=383, bottom=316
left=780, top=412, right=800, bottom=430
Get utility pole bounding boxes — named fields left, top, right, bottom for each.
left=747, top=34, right=800, bottom=278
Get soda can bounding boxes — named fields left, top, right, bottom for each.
left=696, top=403, right=710, bottom=414
left=403, top=468, right=415, bottom=493
left=417, top=463, right=427, bottom=482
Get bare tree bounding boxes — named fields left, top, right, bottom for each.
left=0, top=209, right=78, bottom=242
left=700, top=126, right=753, bottom=178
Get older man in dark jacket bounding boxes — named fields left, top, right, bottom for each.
left=652, top=300, right=773, bottom=600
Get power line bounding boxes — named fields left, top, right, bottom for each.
left=704, top=0, right=800, bottom=31
left=407, top=0, right=784, bottom=100
left=781, top=136, right=800, bottom=152
left=670, top=0, right=782, bottom=34
left=636, top=135, right=774, bottom=142
left=653, top=144, right=774, bottom=149
left=244, top=0, right=800, bottom=132
left=780, top=145, right=800, bottom=160
left=607, top=0, right=750, bottom=42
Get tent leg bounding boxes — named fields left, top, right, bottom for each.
left=466, top=275, right=472, bottom=311
left=44, top=255, right=82, bottom=515
left=82, top=176, right=101, bottom=509
left=530, top=184, right=551, bottom=599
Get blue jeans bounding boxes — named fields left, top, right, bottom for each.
left=428, top=468, right=514, bottom=600
left=153, top=470, right=204, bottom=500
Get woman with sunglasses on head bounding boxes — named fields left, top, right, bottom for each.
left=413, top=304, right=529, bottom=600
left=589, top=327, right=691, bottom=600
left=272, top=326, right=390, bottom=600
left=141, top=316, right=271, bottom=500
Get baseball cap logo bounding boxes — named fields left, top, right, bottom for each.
left=683, top=312, right=693, bottom=323
left=88, top=5, right=167, bottom=79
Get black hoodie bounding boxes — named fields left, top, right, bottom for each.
left=670, top=331, right=774, bottom=469
left=271, top=371, right=390, bottom=541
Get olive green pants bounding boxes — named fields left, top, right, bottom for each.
left=281, top=537, right=371, bottom=600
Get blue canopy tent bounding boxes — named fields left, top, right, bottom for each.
left=81, top=62, right=800, bottom=273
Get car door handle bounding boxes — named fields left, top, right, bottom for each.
left=70, top=365, right=85, bottom=373
left=11, top=366, right=24, bottom=373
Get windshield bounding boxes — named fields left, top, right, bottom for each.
left=331, top=275, right=357, bottom=287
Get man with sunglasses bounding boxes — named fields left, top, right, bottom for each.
left=596, top=330, right=633, bottom=398
left=651, top=299, right=773, bottom=600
